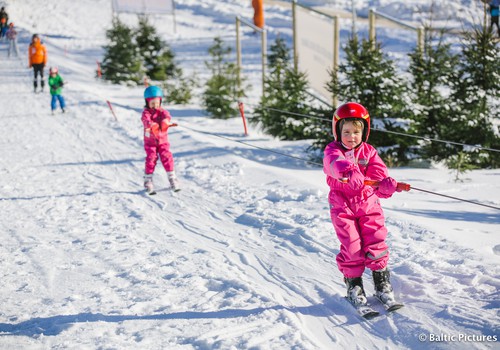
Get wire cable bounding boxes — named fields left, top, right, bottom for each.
left=179, top=124, right=500, bottom=211
left=243, top=102, right=500, bottom=153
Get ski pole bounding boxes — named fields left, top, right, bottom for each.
left=338, top=178, right=411, bottom=192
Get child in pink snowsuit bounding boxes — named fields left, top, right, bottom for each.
left=142, top=86, right=180, bottom=193
left=323, top=102, right=401, bottom=308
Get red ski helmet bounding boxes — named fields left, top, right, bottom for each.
left=332, top=102, right=370, bottom=142
left=49, top=67, right=58, bottom=74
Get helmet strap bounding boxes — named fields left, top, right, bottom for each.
left=341, top=141, right=362, bottom=150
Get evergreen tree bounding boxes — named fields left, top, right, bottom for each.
left=252, top=37, right=317, bottom=140
left=325, top=35, right=414, bottom=166
left=101, top=17, right=143, bottom=85
left=407, top=28, right=460, bottom=162
left=202, top=37, right=245, bottom=119
left=446, top=151, right=476, bottom=182
left=447, top=24, right=500, bottom=168
left=135, top=16, right=177, bottom=82
left=163, top=73, right=199, bottom=105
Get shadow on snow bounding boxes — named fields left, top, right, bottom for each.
left=0, top=304, right=338, bottom=337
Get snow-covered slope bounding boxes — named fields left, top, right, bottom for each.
left=0, top=0, right=498, bottom=349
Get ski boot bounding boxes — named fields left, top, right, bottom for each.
left=344, top=277, right=368, bottom=306
left=344, top=276, right=379, bottom=318
left=144, top=174, right=155, bottom=195
left=167, top=171, right=181, bottom=192
left=372, top=268, right=403, bottom=311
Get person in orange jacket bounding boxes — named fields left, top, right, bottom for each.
left=252, top=0, right=264, bottom=29
left=28, top=34, right=47, bottom=93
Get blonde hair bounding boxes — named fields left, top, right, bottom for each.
left=339, top=119, right=364, bottom=132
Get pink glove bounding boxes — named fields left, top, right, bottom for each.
left=333, top=159, right=355, bottom=179
left=378, top=177, right=398, bottom=196
left=346, top=168, right=365, bottom=191
left=160, top=120, right=178, bottom=131
left=151, top=123, right=160, bottom=137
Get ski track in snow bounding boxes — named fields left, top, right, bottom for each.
left=1, top=0, right=499, bottom=349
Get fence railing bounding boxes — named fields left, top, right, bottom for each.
left=369, top=8, right=425, bottom=51
left=234, top=3, right=427, bottom=105
left=235, top=16, right=267, bottom=94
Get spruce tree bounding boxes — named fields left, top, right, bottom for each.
left=101, top=17, right=143, bottom=85
left=163, top=73, right=198, bottom=105
left=407, top=28, right=460, bottom=162
left=135, top=16, right=177, bottom=82
left=447, top=24, right=500, bottom=168
left=252, top=37, right=316, bottom=140
left=202, top=37, right=245, bottom=119
left=326, top=35, right=413, bottom=166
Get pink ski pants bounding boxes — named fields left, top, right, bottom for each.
left=144, top=142, right=174, bottom=174
left=329, top=192, right=389, bottom=278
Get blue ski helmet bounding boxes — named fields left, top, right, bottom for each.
left=144, top=86, right=164, bottom=99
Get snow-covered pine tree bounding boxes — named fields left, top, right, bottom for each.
left=101, top=17, right=143, bottom=85
left=252, top=37, right=316, bottom=140
left=326, top=35, right=413, bottom=166
left=202, top=37, right=245, bottom=119
left=447, top=23, right=500, bottom=168
left=163, top=74, right=198, bottom=105
left=407, top=28, right=460, bottom=163
left=135, top=16, right=177, bottom=82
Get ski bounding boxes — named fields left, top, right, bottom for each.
left=146, top=188, right=157, bottom=195
left=345, top=297, right=380, bottom=319
left=374, top=294, right=404, bottom=312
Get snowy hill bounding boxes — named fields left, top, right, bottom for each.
left=0, top=0, right=499, bottom=349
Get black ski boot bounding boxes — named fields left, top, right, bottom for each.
left=372, top=268, right=392, bottom=294
left=344, top=276, right=368, bottom=306
left=372, top=268, right=403, bottom=311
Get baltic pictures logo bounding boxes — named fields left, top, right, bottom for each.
left=418, top=333, right=498, bottom=342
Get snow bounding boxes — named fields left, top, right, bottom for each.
left=0, top=0, right=499, bottom=349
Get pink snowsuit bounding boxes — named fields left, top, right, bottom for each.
left=142, top=107, right=175, bottom=174
left=323, top=141, right=393, bottom=278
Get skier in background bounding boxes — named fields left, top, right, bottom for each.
left=48, top=67, right=66, bottom=115
left=141, top=86, right=180, bottom=194
left=323, top=102, right=402, bottom=311
left=28, top=34, right=48, bottom=93
left=6, top=23, right=19, bottom=57
left=489, top=0, right=499, bottom=36
left=0, top=6, right=8, bottom=39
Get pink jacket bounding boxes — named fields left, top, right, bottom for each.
left=323, top=141, right=391, bottom=201
left=323, top=141, right=393, bottom=277
left=141, top=107, right=173, bottom=146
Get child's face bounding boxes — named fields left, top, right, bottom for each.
left=148, top=98, right=161, bottom=109
left=341, top=121, right=363, bottom=149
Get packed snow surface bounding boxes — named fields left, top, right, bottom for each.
left=0, top=0, right=498, bottom=349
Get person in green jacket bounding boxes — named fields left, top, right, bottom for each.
left=48, top=67, right=66, bottom=114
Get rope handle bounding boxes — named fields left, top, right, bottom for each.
left=338, top=178, right=411, bottom=192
